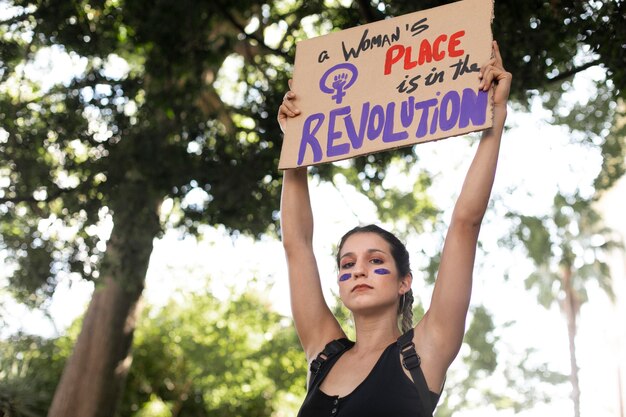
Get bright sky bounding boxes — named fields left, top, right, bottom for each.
left=1, top=3, right=625, bottom=415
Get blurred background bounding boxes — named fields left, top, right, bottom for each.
left=0, top=0, right=624, bottom=416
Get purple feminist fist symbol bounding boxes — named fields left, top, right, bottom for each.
left=319, top=63, right=358, bottom=104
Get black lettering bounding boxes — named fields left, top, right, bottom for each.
left=391, top=26, right=400, bottom=43
left=341, top=27, right=402, bottom=61
left=449, top=54, right=479, bottom=80
left=342, top=29, right=371, bottom=60
left=411, top=18, right=429, bottom=36
left=425, top=67, right=445, bottom=86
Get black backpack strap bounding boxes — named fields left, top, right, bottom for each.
left=397, top=329, right=433, bottom=417
left=308, top=338, right=354, bottom=391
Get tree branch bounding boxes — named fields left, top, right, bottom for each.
left=277, top=17, right=302, bottom=52
left=215, top=1, right=293, bottom=62
left=0, top=184, right=84, bottom=205
left=547, top=59, right=603, bottom=83
left=356, top=0, right=384, bottom=23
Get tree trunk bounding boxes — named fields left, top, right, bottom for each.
left=562, top=265, right=581, bottom=417
left=619, top=364, right=625, bottom=417
left=48, top=187, right=160, bottom=417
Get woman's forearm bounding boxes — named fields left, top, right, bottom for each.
left=452, top=104, right=507, bottom=225
left=280, top=167, right=314, bottom=250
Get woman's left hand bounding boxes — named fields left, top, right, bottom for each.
left=479, top=41, right=512, bottom=108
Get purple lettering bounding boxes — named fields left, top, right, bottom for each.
left=414, top=98, right=438, bottom=138
left=383, top=102, right=409, bottom=143
left=439, top=90, right=460, bottom=131
left=400, top=97, right=415, bottom=128
left=367, top=105, right=385, bottom=140
left=459, top=88, right=488, bottom=128
left=298, top=113, right=325, bottom=165
left=297, top=88, right=487, bottom=165
left=327, top=106, right=351, bottom=157
left=429, top=104, right=439, bottom=135
left=344, top=102, right=370, bottom=150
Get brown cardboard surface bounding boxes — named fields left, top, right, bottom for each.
left=279, top=0, right=494, bottom=169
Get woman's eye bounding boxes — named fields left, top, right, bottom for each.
left=371, top=258, right=383, bottom=264
left=341, top=262, right=354, bottom=269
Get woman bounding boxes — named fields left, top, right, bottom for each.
left=278, top=41, right=512, bottom=416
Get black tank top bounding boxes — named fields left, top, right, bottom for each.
left=297, top=338, right=440, bottom=417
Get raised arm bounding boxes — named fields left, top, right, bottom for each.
left=417, top=41, right=512, bottom=379
left=279, top=85, right=345, bottom=361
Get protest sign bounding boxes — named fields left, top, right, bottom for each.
left=278, top=0, right=494, bottom=169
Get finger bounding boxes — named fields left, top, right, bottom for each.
left=479, top=58, right=496, bottom=79
left=280, top=99, right=300, bottom=117
left=282, top=96, right=300, bottom=115
left=279, top=104, right=295, bottom=118
left=288, top=78, right=293, bottom=90
left=483, top=67, right=508, bottom=91
left=493, top=40, right=504, bottom=67
left=284, top=90, right=295, bottom=101
left=480, top=67, right=497, bottom=91
left=478, top=64, right=494, bottom=88
left=282, top=89, right=301, bottom=110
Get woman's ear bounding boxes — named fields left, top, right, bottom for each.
left=399, top=272, right=413, bottom=294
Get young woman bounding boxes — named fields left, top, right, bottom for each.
left=278, top=41, right=512, bottom=416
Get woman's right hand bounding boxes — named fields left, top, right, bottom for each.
left=277, top=79, right=300, bottom=134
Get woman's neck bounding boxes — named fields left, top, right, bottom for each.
left=351, top=312, right=402, bottom=354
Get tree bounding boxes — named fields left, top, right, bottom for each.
left=503, top=192, right=622, bottom=417
left=1, top=1, right=625, bottom=415
left=500, top=46, right=625, bottom=415
left=119, top=289, right=306, bottom=417
left=434, top=305, right=568, bottom=416
left=0, top=332, right=72, bottom=417
left=1, top=1, right=287, bottom=415
left=0, top=285, right=307, bottom=417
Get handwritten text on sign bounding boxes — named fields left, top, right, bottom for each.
left=298, top=89, right=488, bottom=165
left=279, top=0, right=494, bottom=169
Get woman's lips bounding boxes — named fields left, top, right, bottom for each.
left=352, top=284, right=373, bottom=292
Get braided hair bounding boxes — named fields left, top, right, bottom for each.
left=398, top=289, right=414, bottom=333
left=337, top=225, right=414, bottom=333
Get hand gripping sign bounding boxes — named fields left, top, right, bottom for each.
left=279, top=0, right=494, bottom=169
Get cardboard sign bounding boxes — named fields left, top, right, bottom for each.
left=279, top=0, right=494, bottom=169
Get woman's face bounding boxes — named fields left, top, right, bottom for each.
left=337, top=232, right=409, bottom=314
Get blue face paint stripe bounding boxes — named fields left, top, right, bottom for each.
left=374, top=268, right=391, bottom=275
left=339, top=273, right=352, bottom=282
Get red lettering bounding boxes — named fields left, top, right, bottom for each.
left=403, top=46, right=418, bottom=70
left=384, top=45, right=405, bottom=75
left=418, top=39, right=433, bottom=65
left=448, top=30, right=465, bottom=57
left=384, top=31, right=466, bottom=75
left=432, top=34, right=447, bottom=61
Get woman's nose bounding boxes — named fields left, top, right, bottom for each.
left=352, top=261, right=367, bottom=278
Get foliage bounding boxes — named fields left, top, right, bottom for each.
left=550, top=81, right=626, bottom=193
left=2, top=0, right=625, bottom=304
left=0, top=286, right=306, bottom=417
left=0, top=0, right=288, bottom=306
left=504, top=192, right=621, bottom=309
left=119, top=289, right=306, bottom=417
left=435, top=306, right=568, bottom=416
left=0, top=0, right=625, bottom=415
left=0, top=333, right=70, bottom=417
left=501, top=188, right=622, bottom=416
